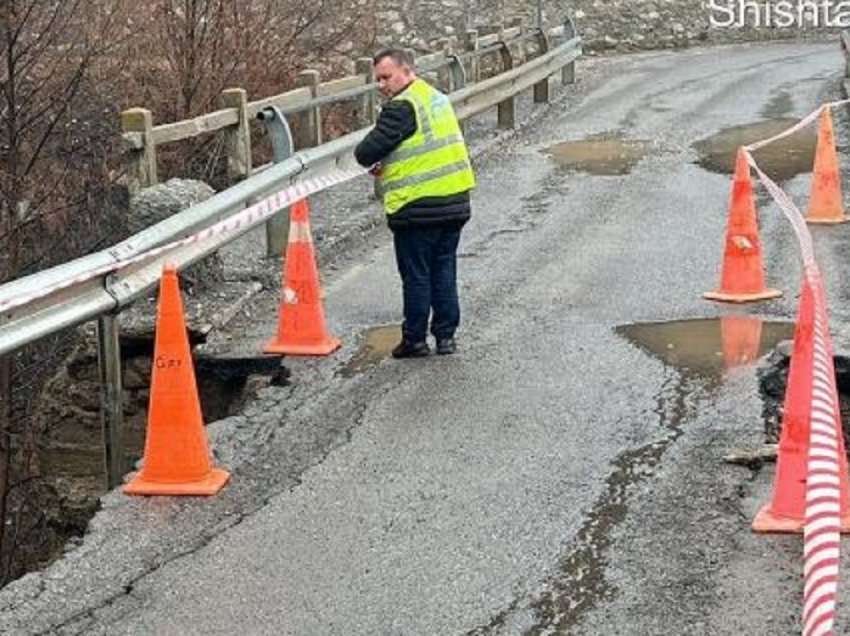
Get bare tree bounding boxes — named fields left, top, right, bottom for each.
left=117, top=0, right=377, bottom=183
left=144, top=0, right=377, bottom=118
left=0, top=0, right=378, bottom=587
left=0, top=0, right=128, bottom=585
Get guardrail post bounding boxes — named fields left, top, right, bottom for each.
left=447, top=54, right=467, bottom=93
left=562, top=16, right=578, bottom=85
left=355, top=57, right=376, bottom=128
left=445, top=49, right=468, bottom=135
left=437, top=39, right=453, bottom=92
left=508, top=16, right=526, bottom=65
left=405, top=48, right=417, bottom=69
left=293, top=70, right=321, bottom=150
left=257, top=106, right=295, bottom=257
left=533, top=30, right=551, bottom=103
left=463, top=29, right=480, bottom=84
left=97, top=313, right=124, bottom=489
left=478, top=22, right=503, bottom=81
left=121, top=108, right=157, bottom=195
left=497, top=43, right=516, bottom=129
left=843, top=32, right=850, bottom=78
left=220, top=88, right=252, bottom=183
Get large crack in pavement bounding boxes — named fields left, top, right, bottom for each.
left=525, top=370, right=696, bottom=634
left=464, top=366, right=711, bottom=636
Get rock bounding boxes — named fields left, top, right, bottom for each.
left=128, top=178, right=215, bottom=234
left=129, top=178, right=224, bottom=291
left=369, top=0, right=838, bottom=56
left=723, top=444, right=778, bottom=468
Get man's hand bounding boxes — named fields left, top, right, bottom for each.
left=368, top=163, right=383, bottom=177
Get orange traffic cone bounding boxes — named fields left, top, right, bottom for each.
left=720, top=315, right=762, bottom=368
left=124, top=265, right=230, bottom=496
left=704, top=148, right=782, bottom=303
left=806, top=107, right=848, bottom=224
left=264, top=198, right=341, bottom=356
left=752, top=280, right=850, bottom=532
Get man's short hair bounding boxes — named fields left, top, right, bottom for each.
left=373, top=48, right=415, bottom=69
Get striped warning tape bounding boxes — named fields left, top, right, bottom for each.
left=742, top=98, right=848, bottom=635
left=0, top=166, right=366, bottom=313
left=804, top=271, right=841, bottom=636
left=745, top=98, right=850, bottom=153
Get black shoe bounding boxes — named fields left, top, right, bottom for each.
left=392, top=340, right=430, bottom=359
left=436, top=338, right=456, bottom=355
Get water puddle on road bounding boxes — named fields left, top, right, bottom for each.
left=543, top=136, right=653, bottom=176
left=693, top=118, right=816, bottom=181
left=339, top=325, right=401, bottom=377
left=616, top=317, right=795, bottom=384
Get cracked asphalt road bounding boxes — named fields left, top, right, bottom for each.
left=4, top=39, right=850, bottom=635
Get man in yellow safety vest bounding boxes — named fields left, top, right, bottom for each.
left=354, top=48, right=476, bottom=358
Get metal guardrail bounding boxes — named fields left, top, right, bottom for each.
left=0, top=19, right=580, bottom=356
left=121, top=20, right=575, bottom=193
left=0, top=17, right=581, bottom=486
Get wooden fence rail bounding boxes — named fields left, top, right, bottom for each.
left=121, top=17, right=571, bottom=194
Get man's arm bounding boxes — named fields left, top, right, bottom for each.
left=354, top=100, right=417, bottom=167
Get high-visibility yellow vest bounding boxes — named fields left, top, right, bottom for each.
left=381, top=79, right=476, bottom=215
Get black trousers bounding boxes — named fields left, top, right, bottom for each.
left=392, top=225, right=462, bottom=343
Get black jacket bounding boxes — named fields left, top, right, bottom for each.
left=354, top=96, right=471, bottom=230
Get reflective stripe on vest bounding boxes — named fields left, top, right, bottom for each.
left=383, top=160, right=472, bottom=191
left=380, top=79, right=475, bottom=215
left=388, top=134, right=466, bottom=163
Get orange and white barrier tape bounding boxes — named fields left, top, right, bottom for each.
left=0, top=166, right=366, bottom=313
left=804, top=274, right=842, bottom=636
left=743, top=99, right=850, bottom=636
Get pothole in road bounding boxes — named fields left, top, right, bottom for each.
left=693, top=118, right=816, bottom=181
left=542, top=136, right=653, bottom=176
left=616, top=317, right=795, bottom=386
left=339, top=324, right=401, bottom=377
left=759, top=342, right=850, bottom=451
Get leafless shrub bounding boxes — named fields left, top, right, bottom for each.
left=0, top=0, right=379, bottom=586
